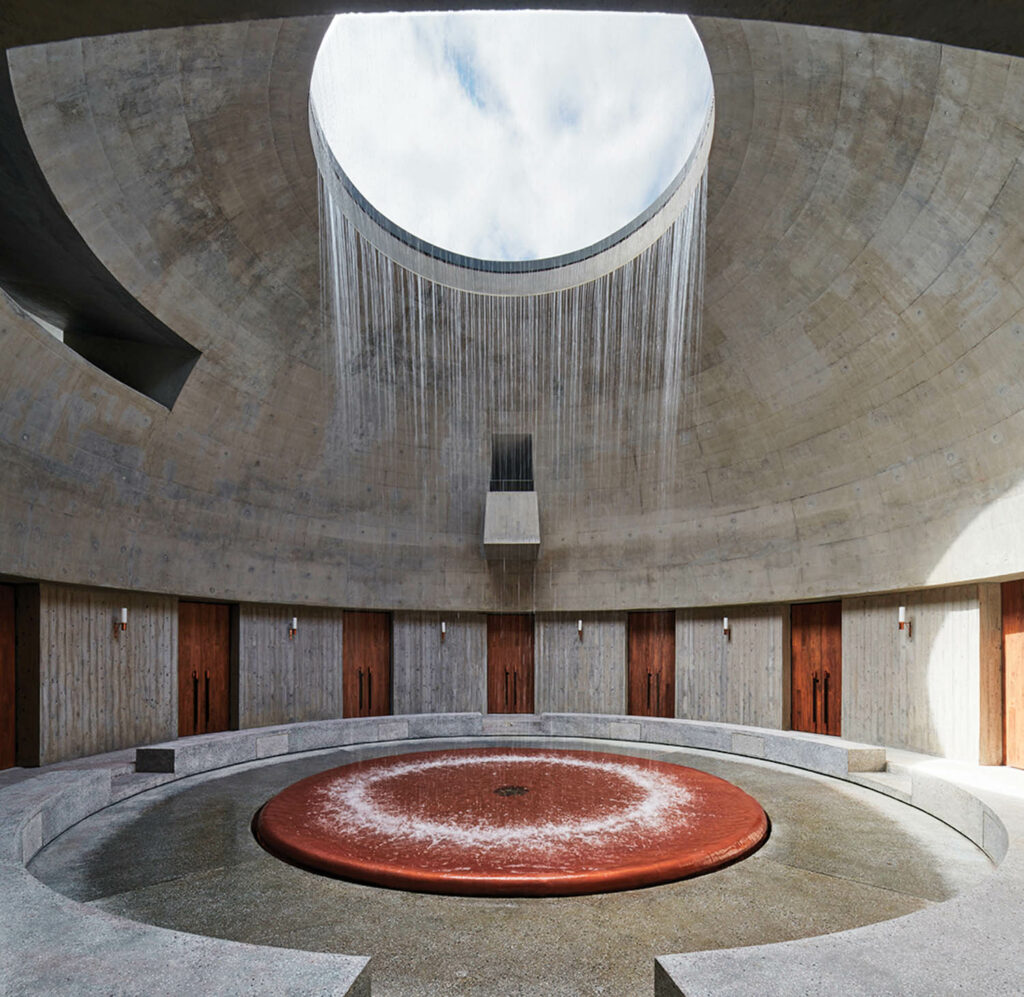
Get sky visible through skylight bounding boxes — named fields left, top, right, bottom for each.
left=311, top=11, right=712, bottom=262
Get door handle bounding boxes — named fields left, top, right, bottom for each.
left=647, top=671, right=652, bottom=709
left=812, top=674, right=819, bottom=726
left=204, top=670, right=210, bottom=729
left=358, top=668, right=364, bottom=711
left=505, top=669, right=510, bottom=710
left=823, top=671, right=830, bottom=729
left=192, top=670, right=199, bottom=732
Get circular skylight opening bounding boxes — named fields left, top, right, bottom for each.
left=310, top=11, right=713, bottom=264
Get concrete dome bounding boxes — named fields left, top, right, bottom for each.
left=6, top=7, right=1024, bottom=996
left=3, top=6, right=1024, bottom=611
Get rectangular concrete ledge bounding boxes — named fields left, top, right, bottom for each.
left=136, top=713, right=485, bottom=775
left=0, top=865, right=370, bottom=997
left=0, top=769, right=114, bottom=864
left=135, top=714, right=888, bottom=793
left=654, top=756, right=1024, bottom=997
left=541, top=714, right=886, bottom=777
left=8, top=714, right=1022, bottom=997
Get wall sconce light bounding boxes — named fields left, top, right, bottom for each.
left=577, top=618, right=584, bottom=642
left=723, top=616, right=730, bottom=639
left=289, top=616, right=298, bottom=640
left=119, top=607, right=128, bottom=632
left=898, top=606, right=911, bottom=639
left=441, top=620, right=447, bottom=643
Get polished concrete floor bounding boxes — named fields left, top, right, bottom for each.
left=30, top=738, right=994, bottom=997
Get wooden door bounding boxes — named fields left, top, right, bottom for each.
left=791, top=602, right=842, bottom=736
left=0, top=585, right=14, bottom=769
left=487, top=614, right=534, bottom=713
left=178, top=601, right=232, bottom=737
left=627, top=611, right=675, bottom=718
left=1003, top=581, right=1024, bottom=767
left=343, top=611, right=391, bottom=717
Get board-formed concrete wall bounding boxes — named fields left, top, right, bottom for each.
left=392, top=612, right=487, bottom=715
left=5, top=19, right=1024, bottom=611
left=29, top=584, right=178, bottom=765
left=237, top=603, right=344, bottom=729
left=8, top=579, right=999, bottom=765
left=676, top=606, right=786, bottom=729
left=841, top=585, right=1003, bottom=764
left=535, top=613, right=628, bottom=715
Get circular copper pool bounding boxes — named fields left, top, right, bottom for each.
left=254, top=748, right=768, bottom=896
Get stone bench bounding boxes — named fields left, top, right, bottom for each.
left=1, top=713, right=1015, bottom=995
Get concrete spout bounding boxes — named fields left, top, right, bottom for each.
left=483, top=491, right=540, bottom=561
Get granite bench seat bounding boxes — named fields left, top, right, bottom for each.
left=0, top=713, right=1016, bottom=995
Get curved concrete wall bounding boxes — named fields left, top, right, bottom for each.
left=3, top=17, right=1024, bottom=610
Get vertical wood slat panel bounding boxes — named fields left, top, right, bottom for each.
left=36, top=583, right=176, bottom=765
left=177, top=602, right=231, bottom=736
left=535, top=614, right=627, bottom=715
left=842, top=586, right=980, bottom=760
left=1003, top=580, right=1024, bottom=768
left=0, top=585, right=15, bottom=769
left=343, top=611, right=391, bottom=717
left=237, top=605, right=344, bottom=728
left=627, top=611, right=674, bottom=718
left=487, top=615, right=534, bottom=714
left=676, top=606, right=784, bottom=728
left=392, top=612, right=486, bottom=715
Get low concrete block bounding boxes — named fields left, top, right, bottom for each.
left=844, top=745, right=887, bottom=773
left=288, top=719, right=350, bottom=752
left=765, top=736, right=846, bottom=777
left=135, top=747, right=176, bottom=773
left=731, top=732, right=765, bottom=758
left=256, top=733, right=289, bottom=759
left=482, top=714, right=543, bottom=735
left=406, top=712, right=484, bottom=738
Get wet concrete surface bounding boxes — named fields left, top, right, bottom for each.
left=29, top=738, right=994, bottom=997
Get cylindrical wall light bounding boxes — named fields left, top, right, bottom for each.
left=898, top=606, right=911, bottom=639
left=289, top=616, right=298, bottom=639
left=577, top=618, right=584, bottom=642
left=120, top=607, right=128, bottom=631
left=723, top=616, right=730, bottom=639
left=441, top=620, right=447, bottom=643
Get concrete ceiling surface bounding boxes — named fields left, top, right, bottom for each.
left=4, top=2, right=1024, bottom=58
left=3, top=16, right=1024, bottom=610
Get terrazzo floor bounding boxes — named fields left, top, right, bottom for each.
left=29, top=737, right=994, bottom=996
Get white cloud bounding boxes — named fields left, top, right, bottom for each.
left=311, top=11, right=712, bottom=262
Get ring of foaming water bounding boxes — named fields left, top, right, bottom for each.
left=254, top=747, right=768, bottom=896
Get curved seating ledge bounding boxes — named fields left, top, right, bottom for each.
left=0, top=712, right=1018, bottom=995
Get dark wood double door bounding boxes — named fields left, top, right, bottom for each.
left=343, top=611, right=391, bottom=717
left=790, top=601, right=842, bottom=736
left=178, top=601, right=232, bottom=736
left=487, top=614, right=534, bottom=713
left=627, top=611, right=675, bottom=717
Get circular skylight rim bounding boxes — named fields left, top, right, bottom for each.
left=310, top=97, right=714, bottom=295
left=308, top=10, right=715, bottom=294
